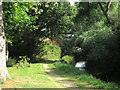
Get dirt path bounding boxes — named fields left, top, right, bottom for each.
left=43, top=63, right=79, bottom=90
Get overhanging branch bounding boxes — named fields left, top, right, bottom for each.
left=105, top=0, right=112, bottom=12
left=98, top=2, right=111, bottom=25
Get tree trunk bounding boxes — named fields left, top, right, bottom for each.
left=0, top=1, right=10, bottom=82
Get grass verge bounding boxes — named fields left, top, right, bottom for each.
left=48, top=62, right=120, bottom=89
left=2, top=63, right=65, bottom=88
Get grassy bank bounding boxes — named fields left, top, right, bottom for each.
left=49, top=62, right=120, bottom=89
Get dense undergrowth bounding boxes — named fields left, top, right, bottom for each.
left=50, top=62, right=120, bottom=89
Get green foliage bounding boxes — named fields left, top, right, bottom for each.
left=3, top=2, right=76, bottom=42
left=60, top=38, right=76, bottom=56
left=53, top=62, right=119, bottom=88
left=34, top=2, right=77, bottom=38
left=3, top=2, right=76, bottom=61
left=6, top=57, right=17, bottom=67
left=80, top=27, right=120, bottom=82
left=0, top=80, right=5, bottom=84
left=54, top=62, right=82, bottom=75
left=73, top=49, right=83, bottom=62
left=3, top=2, right=41, bottom=59
left=108, top=2, right=119, bottom=28
left=62, top=55, right=74, bottom=64
left=69, top=2, right=120, bottom=82
left=3, top=2, right=39, bottom=44
left=16, top=56, right=31, bottom=68
left=34, top=40, right=61, bottom=62
left=3, top=1, right=119, bottom=84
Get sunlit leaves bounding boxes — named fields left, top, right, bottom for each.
left=3, top=2, right=42, bottom=44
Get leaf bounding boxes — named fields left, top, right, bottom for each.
left=40, top=9, right=43, bottom=12
left=45, top=5, right=49, bottom=8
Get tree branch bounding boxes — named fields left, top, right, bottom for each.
left=105, top=0, right=112, bottom=12
left=98, top=2, right=111, bottom=25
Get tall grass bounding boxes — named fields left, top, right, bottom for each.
left=52, top=62, right=119, bottom=89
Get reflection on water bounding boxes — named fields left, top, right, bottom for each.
left=75, top=61, right=86, bottom=71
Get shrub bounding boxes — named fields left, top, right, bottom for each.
left=41, top=43, right=61, bottom=60
left=16, top=56, right=31, bottom=68
left=62, top=55, right=74, bottom=64
left=80, top=28, right=120, bottom=82
left=34, top=40, right=61, bottom=62
left=6, top=57, right=17, bottom=67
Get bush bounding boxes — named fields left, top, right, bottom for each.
left=6, top=57, right=17, bottom=67
left=62, top=55, right=74, bottom=64
left=80, top=28, right=120, bottom=82
left=73, top=49, right=83, bottom=62
left=16, top=56, right=31, bottom=68
left=34, top=40, right=61, bottom=62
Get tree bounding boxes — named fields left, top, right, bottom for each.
left=3, top=2, right=76, bottom=60
left=3, top=2, right=40, bottom=59
left=73, top=2, right=120, bottom=82
left=0, top=1, right=10, bottom=82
